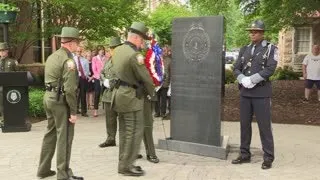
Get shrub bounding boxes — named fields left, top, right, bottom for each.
left=29, top=87, right=46, bottom=118
left=270, top=66, right=300, bottom=80
left=225, top=69, right=236, bottom=84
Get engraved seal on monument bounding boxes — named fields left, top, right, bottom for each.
left=183, top=23, right=210, bottom=62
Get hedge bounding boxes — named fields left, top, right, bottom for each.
left=29, top=87, right=46, bottom=118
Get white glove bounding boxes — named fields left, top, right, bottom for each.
left=167, top=84, right=171, bottom=96
left=155, top=86, right=161, bottom=92
left=103, top=79, right=110, bottom=88
left=241, top=77, right=256, bottom=89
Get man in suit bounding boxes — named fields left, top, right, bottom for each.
left=74, top=47, right=90, bottom=117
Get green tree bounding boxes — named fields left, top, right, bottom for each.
left=8, top=0, right=147, bottom=62
left=147, top=2, right=195, bottom=45
left=190, top=0, right=249, bottom=49
left=238, top=0, right=320, bottom=30
left=190, top=0, right=320, bottom=48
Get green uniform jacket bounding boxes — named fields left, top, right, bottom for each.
left=44, top=47, right=78, bottom=115
left=162, top=55, right=171, bottom=88
left=111, top=42, right=155, bottom=112
left=100, top=58, right=117, bottom=103
left=0, top=57, right=18, bottom=72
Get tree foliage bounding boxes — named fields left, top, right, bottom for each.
left=43, top=0, right=146, bottom=40
left=190, top=0, right=320, bottom=49
left=238, top=0, right=320, bottom=30
left=7, top=0, right=147, bottom=61
left=147, top=2, right=195, bottom=45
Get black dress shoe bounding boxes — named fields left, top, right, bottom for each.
left=136, top=154, right=143, bottom=159
left=147, top=155, right=160, bottom=163
left=68, top=175, right=84, bottom=180
left=37, top=170, right=56, bottom=179
left=118, top=168, right=145, bottom=176
left=231, top=156, right=251, bottom=164
left=261, top=161, right=272, bottom=170
left=154, top=114, right=160, bottom=117
left=99, top=141, right=116, bottom=148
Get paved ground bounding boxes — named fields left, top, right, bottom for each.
left=1, top=111, right=320, bottom=180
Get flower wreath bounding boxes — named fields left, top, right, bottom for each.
left=145, top=38, right=164, bottom=86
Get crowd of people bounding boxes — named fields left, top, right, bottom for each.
left=64, top=38, right=172, bottom=120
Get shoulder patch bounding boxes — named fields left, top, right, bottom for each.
left=273, top=47, right=279, bottom=62
left=136, top=54, right=145, bottom=65
left=66, top=59, right=76, bottom=70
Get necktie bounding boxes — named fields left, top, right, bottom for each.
left=77, top=57, right=86, bottom=79
left=251, top=45, right=256, bottom=55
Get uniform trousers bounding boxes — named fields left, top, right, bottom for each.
left=143, top=98, right=156, bottom=156
left=118, top=109, right=144, bottom=171
left=240, top=96, right=274, bottom=162
left=37, top=92, right=75, bottom=180
left=104, top=102, right=118, bottom=142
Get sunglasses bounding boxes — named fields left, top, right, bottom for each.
left=249, top=31, right=261, bottom=34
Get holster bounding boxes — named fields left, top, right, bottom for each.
left=135, top=84, right=144, bottom=99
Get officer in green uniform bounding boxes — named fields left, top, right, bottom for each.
left=141, top=94, right=160, bottom=163
left=112, top=22, right=154, bottom=176
left=0, top=42, right=18, bottom=127
left=37, top=27, right=83, bottom=180
left=99, top=37, right=122, bottom=148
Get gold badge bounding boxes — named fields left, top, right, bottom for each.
left=66, top=59, right=75, bottom=70
left=136, top=54, right=145, bottom=65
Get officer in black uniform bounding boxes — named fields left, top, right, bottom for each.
left=232, top=20, right=278, bottom=170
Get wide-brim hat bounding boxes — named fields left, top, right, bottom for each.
left=0, top=42, right=9, bottom=50
left=55, top=27, right=83, bottom=40
left=246, top=20, right=266, bottom=31
left=128, top=22, right=149, bottom=40
left=109, top=37, right=123, bottom=48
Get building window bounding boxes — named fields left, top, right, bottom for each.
left=296, top=27, right=312, bottom=53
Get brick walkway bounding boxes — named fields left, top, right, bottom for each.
left=1, top=112, right=320, bottom=180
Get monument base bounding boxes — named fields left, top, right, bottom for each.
left=1, top=123, right=32, bottom=133
left=158, top=136, right=229, bottom=160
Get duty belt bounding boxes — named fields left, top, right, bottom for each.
left=119, top=81, right=137, bottom=89
left=45, top=84, right=63, bottom=93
